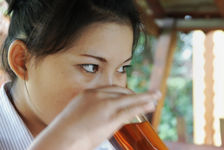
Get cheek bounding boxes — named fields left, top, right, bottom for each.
left=114, top=74, right=127, bottom=87
left=26, top=64, right=90, bottom=124
left=27, top=76, right=86, bottom=124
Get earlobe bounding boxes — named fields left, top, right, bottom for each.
left=8, top=40, right=29, bottom=80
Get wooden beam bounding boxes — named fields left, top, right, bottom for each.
left=177, top=117, right=187, bottom=143
left=220, top=118, right=224, bottom=147
left=146, top=0, right=165, bottom=18
left=147, top=29, right=177, bottom=130
left=135, top=0, right=160, bottom=36
left=192, top=30, right=207, bottom=145
left=139, top=9, right=160, bottom=36
left=214, top=0, right=224, bottom=17
left=166, top=12, right=221, bottom=19
left=204, top=31, right=215, bottom=145
left=156, top=18, right=224, bottom=32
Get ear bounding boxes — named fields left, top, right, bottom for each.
left=8, top=40, right=30, bottom=80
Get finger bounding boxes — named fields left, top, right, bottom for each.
left=95, top=85, right=134, bottom=95
left=112, top=101, right=156, bottom=124
left=94, top=91, right=125, bottom=99
left=114, top=92, right=161, bottom=109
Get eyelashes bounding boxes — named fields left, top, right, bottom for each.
left=117, top=65, right=132, bottom=73
left=80, top=64, right=99, bottom=73
left=79, top=64, right=132, bottom=74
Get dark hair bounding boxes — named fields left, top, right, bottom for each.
left=2, top=0, right=141, bottom=82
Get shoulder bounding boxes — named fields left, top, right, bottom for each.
left=0, top=82, right=33, bottom=150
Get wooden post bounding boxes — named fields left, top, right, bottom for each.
left=204, top=31, right=215, bottom=145
left=139, top=9, right=160, bottom=36
left=214, top=0, right=224, bottom=17
left=147, top=29, right=177, bottom=130
left=146, top=0, right=165, bottom=18
left=220, top=118, right=224, bottom=147
left=135, top=0, right=160, bottom=36
left=177, top=117, right=187, bottom=142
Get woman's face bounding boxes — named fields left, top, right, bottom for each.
left=25, top=23, right=134, bottom=124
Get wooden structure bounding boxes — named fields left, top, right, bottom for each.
left=203, top=31, right=215, bottom=145
left=135, top=0, right=224, bottom=149
left=221, top=119, right=224, bottom=146
left=136, top=0, right=224, bottom=35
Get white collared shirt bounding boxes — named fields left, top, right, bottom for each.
left=0, top=82, right=114, bottom=150
left=0, top=82, right=33, bottom=150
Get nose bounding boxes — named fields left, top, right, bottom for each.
left=95, top=72, right=126, bottom=88
left=100, top=73, right=114, bottom=86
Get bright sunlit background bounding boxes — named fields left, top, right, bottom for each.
left=128, top=29, right=224, bottom=147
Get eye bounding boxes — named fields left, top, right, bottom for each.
left=117, top=65, right=132, bottom=73
left=80, top=64, right=99, bottom=73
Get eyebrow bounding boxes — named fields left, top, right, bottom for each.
left=80, top=54, right=132, bottom=63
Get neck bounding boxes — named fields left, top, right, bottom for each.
left=8, top=80, right=46, bottom=137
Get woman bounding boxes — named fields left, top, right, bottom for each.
left=0, top=0, right=161, bottom=149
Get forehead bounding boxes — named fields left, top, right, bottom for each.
left=65, top=22, right=134, bottom=60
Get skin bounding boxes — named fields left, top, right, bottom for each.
left=7, top=22, right=161, bottom=149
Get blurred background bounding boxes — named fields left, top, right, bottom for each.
left=0, top=0, right=224, bottom=149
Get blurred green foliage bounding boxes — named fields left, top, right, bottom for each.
left=0, top=0, right=7, bottom=15
left=128, top=32, right=193, bottom=142
left=127, top=32, right=156, bottom=93
left=159, top=32, right=193, bottom=142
